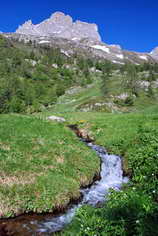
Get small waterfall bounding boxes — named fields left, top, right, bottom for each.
left=0, top=142, right=128, bottom=235
left=36, top=143, right=128, bottom=234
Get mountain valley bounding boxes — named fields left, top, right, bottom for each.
left=0, top=11, right=158, bottom=236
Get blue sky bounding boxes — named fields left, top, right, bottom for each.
left=0, top=0, right=157, bottom=52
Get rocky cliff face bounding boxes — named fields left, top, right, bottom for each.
left=150, top=47, right=158, bottom=61
left=5, top=32, right=156, bottom=65
left=16, top=12, right=101, bottom=42
left=2, top=12, right=157, bottom=65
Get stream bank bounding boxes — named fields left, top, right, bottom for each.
left=0, top=125, right=128, bottom=236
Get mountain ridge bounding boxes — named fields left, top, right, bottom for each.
left=1, top=11, right=158, bottom=64
left=16, top=12, right=101, bottom=42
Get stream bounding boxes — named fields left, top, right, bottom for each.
left=0, top=141, right=128, bottom=236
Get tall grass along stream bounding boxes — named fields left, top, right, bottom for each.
left=0, top=139, right=128, bottom=236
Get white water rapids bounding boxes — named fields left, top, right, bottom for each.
left=33, top=142, right=128, bottom=234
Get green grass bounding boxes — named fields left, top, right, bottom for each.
left=51, top=80, right=102, bottom=112
left=38, top=111, right=158, bottom=170
left=0, top=108, right=158, bottom=235
left=44, top=71, right=158, bottom=114
left=0, top=114, right=100, bottom=218
left=52, top=111, right=158, bottom=236
left=0, top=66, right=158, bottom=233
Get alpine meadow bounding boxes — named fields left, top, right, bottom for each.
left=0, top=11, right=158, bottom=236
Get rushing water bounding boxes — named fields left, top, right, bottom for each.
left=0, top=142, right=128, bottom=236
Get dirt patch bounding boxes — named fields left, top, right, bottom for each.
left=68, top=124, right=94, bottom=142
left=0, top=173, right=42, bottom=187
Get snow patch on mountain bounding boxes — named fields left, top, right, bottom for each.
left=116, top=54, right=124, bottom=59
left=138, top=55, right=148, bottom=61
left=91, top=45, right=110, bottom=53
left=38, top=40, right=51, bottom=44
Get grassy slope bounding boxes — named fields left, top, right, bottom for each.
left=57, top=112, right=158, bottom=235
left=36, top=79, right=158, bottom=235
left=0, top=114, right=100, bottom=218
left=51, top=78, right=102, bottom=113
left=44, top=111, right=158, bottom=171
left=32, top=75, right=158, bottom=235
left=37, top=74, right=158, bottom=156
left=45, top=71, right=158, bottom=114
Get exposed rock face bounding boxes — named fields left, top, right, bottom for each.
left=150, top=47, right=158, bottom=60
left=47, top=115, right=66, bottom=122
left=16, top=12, right=101, bottom=42
left=68, top=124, right=94, bottom=142
left=1, top=11, right=157, bottom=64
left=3, top=32, right=156, bottom=64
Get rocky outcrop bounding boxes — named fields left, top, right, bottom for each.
left=1, top=11, right=157, bottom=64
left=47, top=115, right=66, bottom=122
left=68, top=124, right=94, bottom=142
left=3, top=32, right=157, bottom=64
left=150, top=47, right=158, bottom=61
left=16, top=12, right=101, bottom=42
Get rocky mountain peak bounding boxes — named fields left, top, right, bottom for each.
left=16, top=11, right=101, bottom=42
left=3, top=12, right=157, bottom=65
left=150, top=47, right=158, bottom=61
left=151, top=47, right=158, bottom=53
left=49, top=12, right=73, bottom=25
left=23, top=20, right=32, bottom=26
left=50, top=11, right=66, bottom=18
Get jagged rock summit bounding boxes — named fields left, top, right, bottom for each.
left=2, top=12, right=157, bottom=64
left=16, top=12, right=101, bottom=42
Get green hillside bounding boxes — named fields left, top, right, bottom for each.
left=1, top=34, right=158, bottom=115
left=60, top=112, right=158, bottom=236
left=0, top=114, right=99, bottom=217
left=0, top=34, right=158, bottom=235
